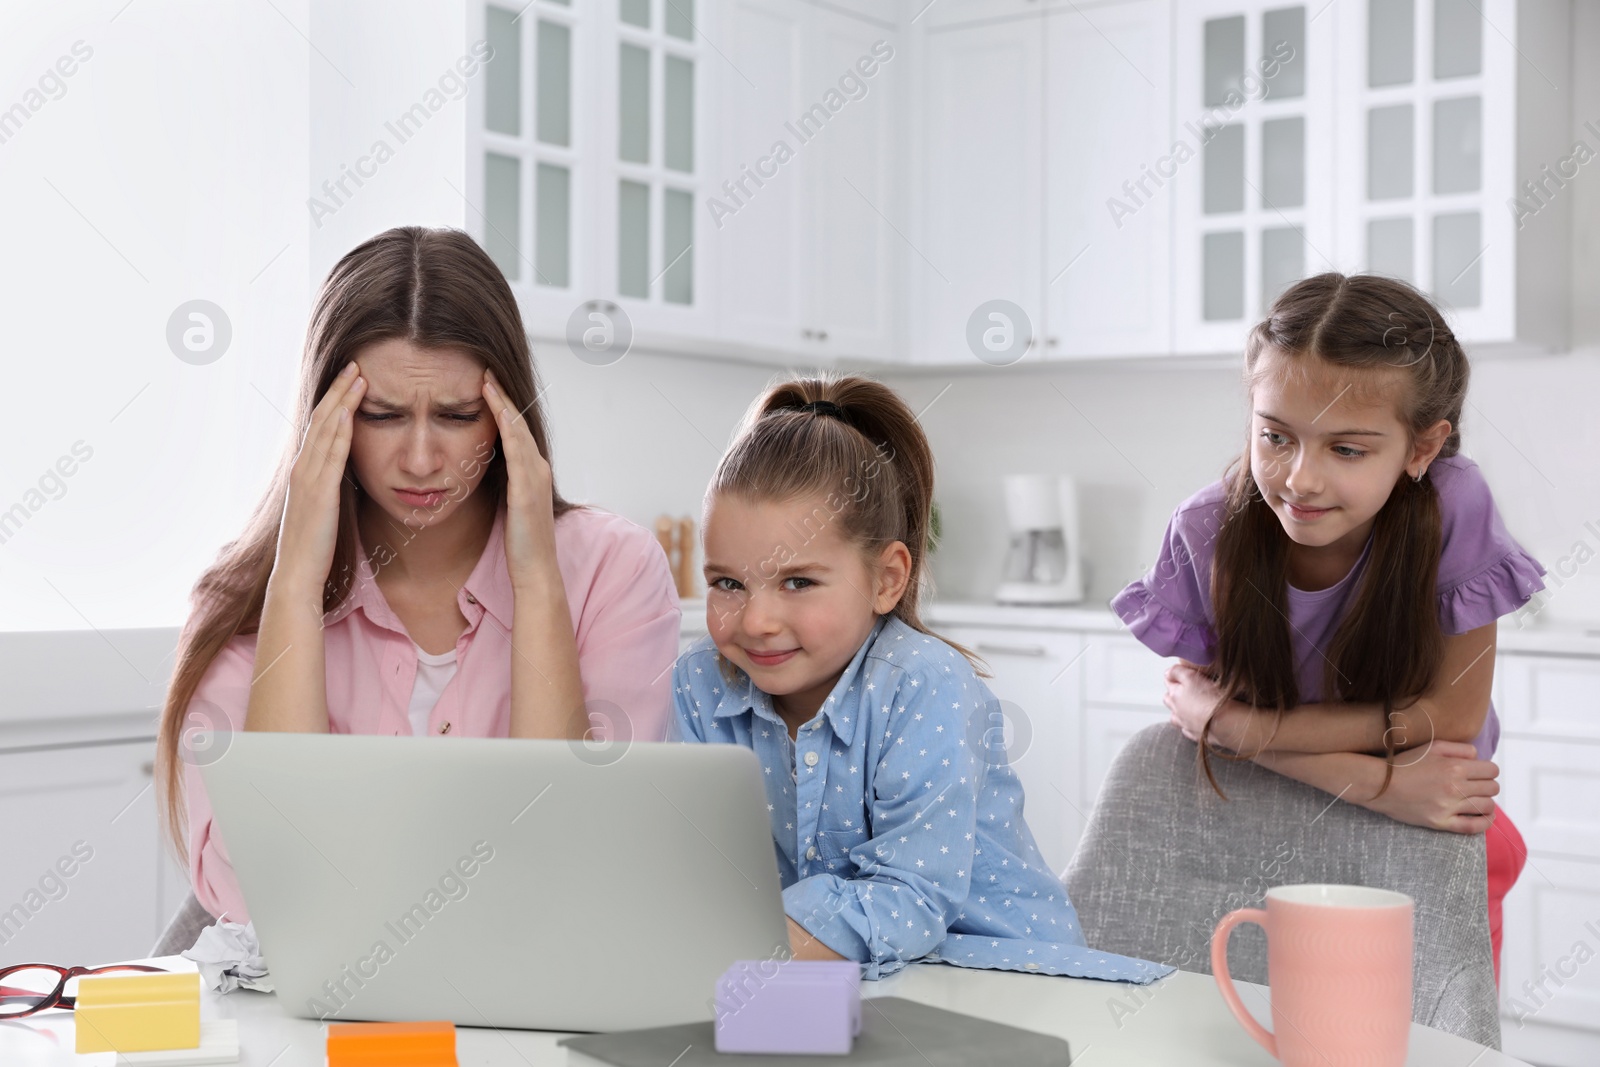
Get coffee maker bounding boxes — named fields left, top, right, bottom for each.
left=995, top=474, right=1085, bottom=605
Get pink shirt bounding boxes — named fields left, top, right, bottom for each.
left=182, top=503, right=680, bottom=922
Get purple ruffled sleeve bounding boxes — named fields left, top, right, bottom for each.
left=1430, top=456, right=1548, bottom=634
left=1110, top=485, right=1226, bottom=665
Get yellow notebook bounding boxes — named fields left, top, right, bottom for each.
left=74, top=972, right=201, bottom=1054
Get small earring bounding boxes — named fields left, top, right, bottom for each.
left=1412, top=469, right=1424, bottom=482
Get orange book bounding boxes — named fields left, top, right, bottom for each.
left=326, top=1021, right=457, bottom=1066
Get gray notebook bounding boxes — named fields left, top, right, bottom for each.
left=558, top=996, right=1071, bottom=1066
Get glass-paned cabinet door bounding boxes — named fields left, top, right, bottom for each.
left=1333, top=0, right=1517, bottom=341
left=600, top=0, right=710, bottom=330
left=470, top=0, right=586, bottom=328
left=1172, top=1, right=1334, bottom=354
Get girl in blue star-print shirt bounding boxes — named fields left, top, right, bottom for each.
left=669, top=373, right=1169, bottom=984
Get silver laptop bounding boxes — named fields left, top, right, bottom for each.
left=199, top=733, right=789, bottom=1032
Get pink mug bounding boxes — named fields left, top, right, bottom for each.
left=1212, top=884, right=1413, bottom=1067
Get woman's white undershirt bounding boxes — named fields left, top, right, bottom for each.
left=408, top=642, right=459, bottom=737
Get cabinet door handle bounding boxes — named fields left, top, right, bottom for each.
left=975, top=641, right=1049, bottom=657
left=140, top=760, right=155, bottom=777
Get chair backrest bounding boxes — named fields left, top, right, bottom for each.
left=1063, top=724, right=1500, bottom=1049
left=150, top=892, right=215, bottom=958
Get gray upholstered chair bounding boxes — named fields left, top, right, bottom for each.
left=1063, top=723, right=1500, bottom=1050
left=150, top=892, right=216, bottom=957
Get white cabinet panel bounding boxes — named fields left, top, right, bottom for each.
left=1500, top=853, right=1600, bottom=1037
left=1331, top=0, right=1570, bottom=349
left=710, top=1, right=902, bottom=360
left=712, top=0, right=810, bottom=353
left=1084, top=632, right=1169, bottom=707
left=915, top=0, right=1040, bottom=30
left=912, top=17, right=1044, bottom=366
left=1043, top=0, right=1172, bottom=358
left=1498, top=737, right=1600, bottom=861
left=939, top=627, right=1085, bottom=878
left=1497, top=654, right=1600, bottom=743
left=1170, top=0, right=1335, bottom=354
left=1083, top=703, right=1168, bottom=806
left=0, top=741, right=170, bottom=965
left=803, top=6, right=900, bottom=361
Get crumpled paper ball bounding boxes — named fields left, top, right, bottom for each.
left=181, top=920, right=274, bottom=994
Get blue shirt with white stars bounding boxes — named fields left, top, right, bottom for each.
left=670, top=613, right=1173, bottom=984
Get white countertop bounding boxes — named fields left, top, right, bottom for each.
left=0, top=955, right=1526, bottom=1066
left=681, top=597, right=1600, bottom=655
left=2, top=602, right=1596, bottom=746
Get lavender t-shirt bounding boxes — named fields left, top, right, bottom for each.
left=1110, top=454, right=1547, bottom=760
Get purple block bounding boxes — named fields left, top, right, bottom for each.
left=714, top=959, right=862, bottom=1055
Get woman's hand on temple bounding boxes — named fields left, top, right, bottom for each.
left=274, top=361, right=365, bottom=596
left=483, top=368, right=559, bottom=592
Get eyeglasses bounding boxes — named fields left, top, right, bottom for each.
left=0, top=964, right=169, bottom=1019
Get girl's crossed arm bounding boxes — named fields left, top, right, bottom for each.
left=1169, top=623, right=1498, bottom=755
left=1161, top=627, right=1501, bottom=834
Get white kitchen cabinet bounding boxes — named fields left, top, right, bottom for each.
left=1496, top=652, right=1600, bottom=743
left=472, top=0, right=596, bottom=334
left=479, top=0, right=902, bottom=363
left=938, top=626, right=1087, bottom=879
left=473, top=0, right=717, bottom=346
left=599, top=0, right=717, bottom=340
left=910, top=12, right=1044, bottom=366
left=913, top=1, right=1175, bottom=365
left=914, top=0, right=1042, bottom=30
left=1043, top=0, right=1173, bottom=359
left=1496, top=849, right=1600, bottom=1063
left=1490, top=649, right=1600, bottom=1067
left=800, top=5, right=901, bottom=361
left=1170, top=0, right=1335, bottom=354
left=1330, top=0, right=1570, bottom=349
left=711, top=0, right=810, bottom=355
left=1081, top=631, right=1170, bottom=800
left=1498, top=736, right=1600, bottom=860
left=712, top=0, right=902, bottom=362
left=1167, top=0, right=1570, bottom=354
left=0, top=739, right=188, bottom=966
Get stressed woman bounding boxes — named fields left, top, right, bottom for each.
left=156, top=227, right=680, bottom=923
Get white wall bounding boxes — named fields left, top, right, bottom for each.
left=0, top=0, right=479, bottom=633
left=0, top=1, right=310, bottom=632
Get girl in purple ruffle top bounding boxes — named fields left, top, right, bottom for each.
left=1111, top=273, right=1545, bottom=983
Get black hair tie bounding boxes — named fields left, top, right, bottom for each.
left=794, top=399, right=847, bottom=421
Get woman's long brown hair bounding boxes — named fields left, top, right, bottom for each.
left=1202, top=273, right=1470, bottom=797
left=157, top=226, right=579, bottom=862
left=709, top=373, right=988, bottom=677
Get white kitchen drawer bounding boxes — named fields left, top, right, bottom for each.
left=1497, top=655, right=1600, bottom=743
left=0, top=741, right=181, bottom=964
left=1083, top=703, right=1169, bottom=807
left=1498, top=738, right=1600, bottom=861
left=1084, top=633, right=1168, bottom=708
left=1500, top=852, right=1600, bottom=1037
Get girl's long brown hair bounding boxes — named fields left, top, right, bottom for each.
left=709, top=373, right=987, bottom=677
left=157, top=226, right=579, bottom=861
left=1203, top=273, right=1469, bottom=796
